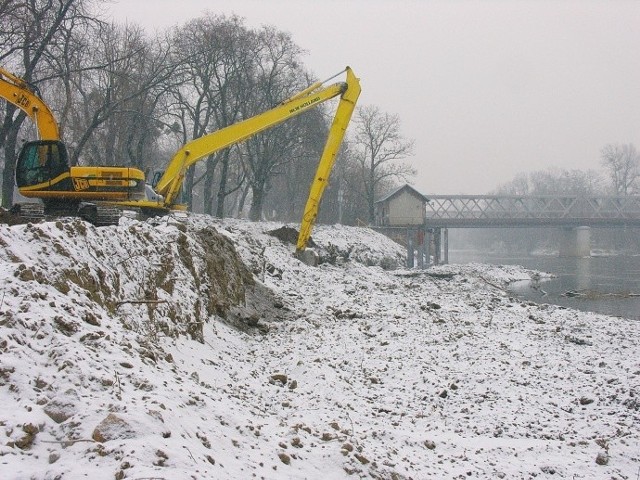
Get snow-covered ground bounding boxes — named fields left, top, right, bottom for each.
left=0, top=214, right=638, bottom=479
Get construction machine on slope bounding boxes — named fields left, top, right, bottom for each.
left=1, top=66, right=361, bottom=255
left=0, top=68, right=146, bottom=225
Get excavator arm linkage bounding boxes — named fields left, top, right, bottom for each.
left=147, top=67, right=361, bottom=253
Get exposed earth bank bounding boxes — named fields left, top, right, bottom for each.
left=0, top=214, right=638, bottom=479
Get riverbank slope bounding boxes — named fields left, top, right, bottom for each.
left=0, top=215, right=638, bottom=479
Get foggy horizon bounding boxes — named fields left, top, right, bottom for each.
left=105, top=0, right=640, bottom=196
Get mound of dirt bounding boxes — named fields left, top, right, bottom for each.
left=267, top=226, right=316, bottom=247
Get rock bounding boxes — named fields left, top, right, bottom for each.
left=296, top=249, right=318, bottom=266
left=92, top=413, right=135, bottom=443
left=153, top=449, right=168, bottom=467
left=424, top=440, right=436, bottom=450
left=0, top=366, right=15, bottom=386
left=14, top=423, right=38, bottom=450
left=53, top=316, right=79, bottom=336
left=268, top=226, right=303, bottom=245
left=595, top=452, right=609, bottom=465
left=579, top=397, right=594, bottom=406
left=44, top=398, right=76, bottom=424
left=48, top=452, right=60, bottom=464
left=270, top=373, right=288, bottom=386
left=82, top=311, right=101, bottom=326
left=278, top=452, right=291, bottom=465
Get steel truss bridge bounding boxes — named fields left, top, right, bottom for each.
left=424, top=195, right=640, bottom=228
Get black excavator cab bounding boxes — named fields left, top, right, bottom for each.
left=16, top=140, right=69, bottom=188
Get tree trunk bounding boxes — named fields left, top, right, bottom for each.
left=367, top=167, right=376, bottom=224
left=2, top=137, right=18, bottom=208
left=215, top=152, right=231, bottom=218
left=1, top=107, right=26, bottom=207
left=184, top=167, right=195, bottom=210
left=203, top=155, right=217, bottom=215
left=249, top=183, right=265, bottom=221
left=235, top=183, right=251, bottom=217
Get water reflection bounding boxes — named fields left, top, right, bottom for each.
left=575, top=257, right=590, bottom=292
left=449, top=251, right=640, bottom=320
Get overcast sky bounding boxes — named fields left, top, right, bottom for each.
left=103, top=0, right=640, bottom=195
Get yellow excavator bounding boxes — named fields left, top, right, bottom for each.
left=119, top=67, right=361, bottom=254
left=0, top=67, right=146, bottom=225
left=1, top=66, right=361, bottom=253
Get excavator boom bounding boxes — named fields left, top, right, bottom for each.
left=0, top=68, right=59, bottom=140
left=295, top=68, right=360, bottom=253
left=131, top=67, right=360, bottom=253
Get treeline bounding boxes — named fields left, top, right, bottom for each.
left=455, top=145, right=640, bottom=254
left=0, top=0, right=414, bottom=224
left=493, top=142, right=640, bottom=197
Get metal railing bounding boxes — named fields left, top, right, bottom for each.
left=424, top=195, right=640, bottom=228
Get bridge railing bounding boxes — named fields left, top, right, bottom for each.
left=423, top=195, right=640, bottom=226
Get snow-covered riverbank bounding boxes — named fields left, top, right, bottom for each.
left=1, top=214, right=638, bottom=479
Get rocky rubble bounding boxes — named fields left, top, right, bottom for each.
left=0, top=214, right=638, bottom=479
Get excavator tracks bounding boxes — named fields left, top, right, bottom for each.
left=94, top=206, right=122, bottom=227
left=7, top=202, right=121, bottom=227
left=9, top=203, right=45, bottom=223
left=76, top=202, right=121, bottom=226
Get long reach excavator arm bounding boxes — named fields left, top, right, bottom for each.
left=127, top=66, right=361, bottom=253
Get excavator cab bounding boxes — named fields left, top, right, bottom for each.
left=16, top=140, right=69, bottom=188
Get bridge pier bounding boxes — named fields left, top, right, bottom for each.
left=559, top=226, right=591, bottom=257
left=425, top=228, right=448, bottom=265
left=443, top=228, right=449, bottom=264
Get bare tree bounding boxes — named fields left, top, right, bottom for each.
left=167, top=14, right=258, bottom=213
left=203, top=16, right=256, bottom=218
left=168, top=17, right=224, bottom=210
left=314, top=140, right=370, bottom=225
left=350, top=104, right=415, bottom=224
left=0, top=1, right=175, bottom=205
left=264, top=106, right=329, bottom=222
left=241, top=26, right=308, bottom=221
left=0, top=0, right=27, bottom=64
left=65, top=22, right=175, bottom=167
left=601, top=143, right=639, bottom=195
left=0, top=0, right=93, bottom=206
left=493, top=172, right=530, bottom=195
left=495, top=168, right=604, bottom=196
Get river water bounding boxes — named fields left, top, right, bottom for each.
left=448, top=251, right=640, bottom=320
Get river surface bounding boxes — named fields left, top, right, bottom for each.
left=448, top=251, right=640, bottom=320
